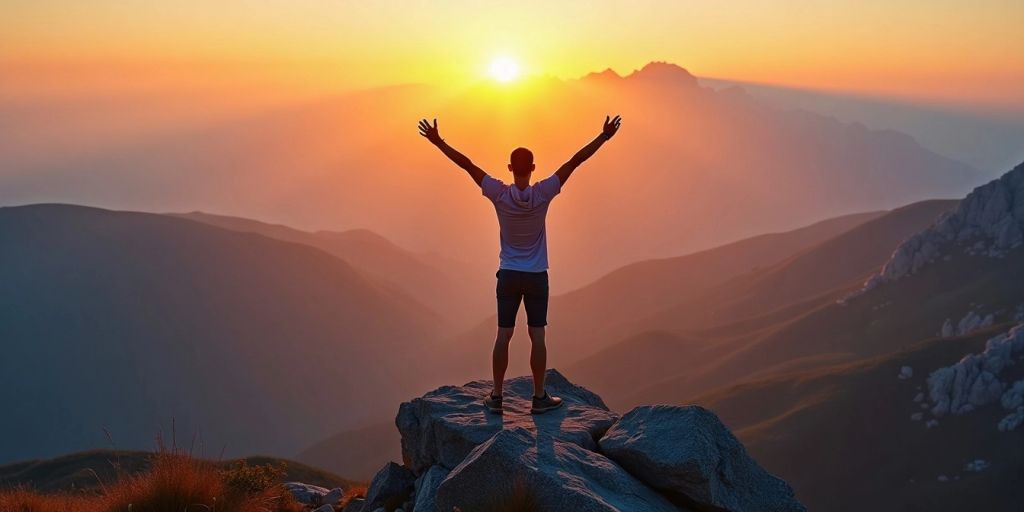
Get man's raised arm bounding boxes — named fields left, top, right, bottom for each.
left=554, top=115, right=621, bottom=186
left=418, top=118, right=486, bottom=186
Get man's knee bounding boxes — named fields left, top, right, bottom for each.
left=496, top=327, right=515, bottom=343
left=527, top=326, right=546, bottom=344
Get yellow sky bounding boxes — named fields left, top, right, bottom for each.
left=3, top=0, right=1023, bottom=107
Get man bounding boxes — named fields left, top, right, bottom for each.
left=418, top=115, right=622, bottom=414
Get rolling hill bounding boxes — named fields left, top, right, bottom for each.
left=0, top=204, right=445, bottom=464
left=565, top=199, right=959, bottom=407
left=173, top=211, right=493, bottom=330
left=295, top=422, right=400, bottom=482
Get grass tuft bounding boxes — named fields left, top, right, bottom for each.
left=0, top=451, right=306, bottom=512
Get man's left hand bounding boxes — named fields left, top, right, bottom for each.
left=418, top=118, right=443, bottom=145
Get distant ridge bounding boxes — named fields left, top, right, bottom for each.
left=0, top=203, right=444, bottom=463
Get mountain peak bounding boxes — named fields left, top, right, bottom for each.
left=626, top=61, right=699, bottom=86
left=581, top=67, right=623, bottom=82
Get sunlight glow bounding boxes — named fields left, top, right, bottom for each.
left=489, top=56, right=521, bottom=83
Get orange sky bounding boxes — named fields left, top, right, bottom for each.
left=2, top=0, right=1023, bottom=108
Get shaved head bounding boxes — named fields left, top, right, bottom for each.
left=509, top=147, right=535, bottom=176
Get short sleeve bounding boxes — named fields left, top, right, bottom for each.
left=481, top=175, right=505, bottom=202
left=534, top=174, right=562, bottom=202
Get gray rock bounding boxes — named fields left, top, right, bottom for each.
left=363, top=461, right=415, bottom=512
left=323, top=487, right=344, bottom=506
left=283, top=481, right=332, bottom=505
left=928, top=324, right=1024, bottom=416
left=862, top=162, right=1024, bottom=291
left=1001, top=379, right=1024, bottom=410
left=940, top=318, right=954, bottom=337
left=412, top=465, right=449, bottom=512
left=396, top=369, right=618, bottom=473
left=435, top=427, right=680, bottom=512
left=599, top=405, right=805, bottom=512
left=998, top=407, right=1024, bottom=431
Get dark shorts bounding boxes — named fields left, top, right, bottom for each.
left=495, top=269, right=549, bottom=328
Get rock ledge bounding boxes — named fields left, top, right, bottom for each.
left=335, top=369, right=806, bottom=512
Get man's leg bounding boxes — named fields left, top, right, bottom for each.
left=527, top=326, right=546, bottom=397
left=493, top=269, right=522, bottom=398
left=523, top=271, right=551, bottom=398
left=492, top=327, right=514, bottom=395
left=524, top=272, right=562, bottom=413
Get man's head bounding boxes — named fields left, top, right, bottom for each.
left=508, top=147, right=535, bottom=176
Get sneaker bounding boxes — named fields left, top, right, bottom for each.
left=483, top=393, right=503, bottom=413
left=530, top=391, right=563, bottom=414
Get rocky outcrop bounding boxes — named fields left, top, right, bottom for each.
left=599, top=405, right=805, bottom=512
left=411, top=465, right=447, bottom=512
left=998, top=379, right=1024, bottom=431
left=284, top=482, right=344, bottom=508
left=435, top=427, right=679, bottom=512
left=925, top=324, right=1024, bottom=430
left=334, top=369, right=805, bottom=512
left=395, top=369, right=617, bottom=474
left=360, top=462, right=415, bottom=512
left=863, top=161, right=1024, bottom=291
left=939, top=310, right=995, bottom=338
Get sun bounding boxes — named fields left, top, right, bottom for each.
left=489, top=56, right=521, bottom=83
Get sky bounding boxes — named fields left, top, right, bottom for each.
left=3, top=0, right=1023, bottom=108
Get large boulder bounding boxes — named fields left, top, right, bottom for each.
left=396, top=369, right=618, bottom=473
left=435, top=427, right=682, bottom=512
left=367, top=370, right=805, bottom=511
left=412, top=465, right=449, bottom=512
left=362, top=461, right=416, bottom=512
left=599, top=405, right=805, bottom=512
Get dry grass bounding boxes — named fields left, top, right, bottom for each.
left=337, top=483, right=367, bottom=509
left=0, top=452, right=307, bottom=512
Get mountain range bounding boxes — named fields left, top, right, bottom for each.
left=0, top=61, right=982, bottom=290
left=3, top=160, right=1022, bottom=509
left=3, top=61, right=1022, bottom=510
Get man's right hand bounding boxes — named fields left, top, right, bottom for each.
left=418, top=118, right=443, bottom=145
left=602, top=115, right=622, bottom=139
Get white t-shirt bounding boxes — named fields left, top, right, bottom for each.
left=481, top=174, right=562, bottom=272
